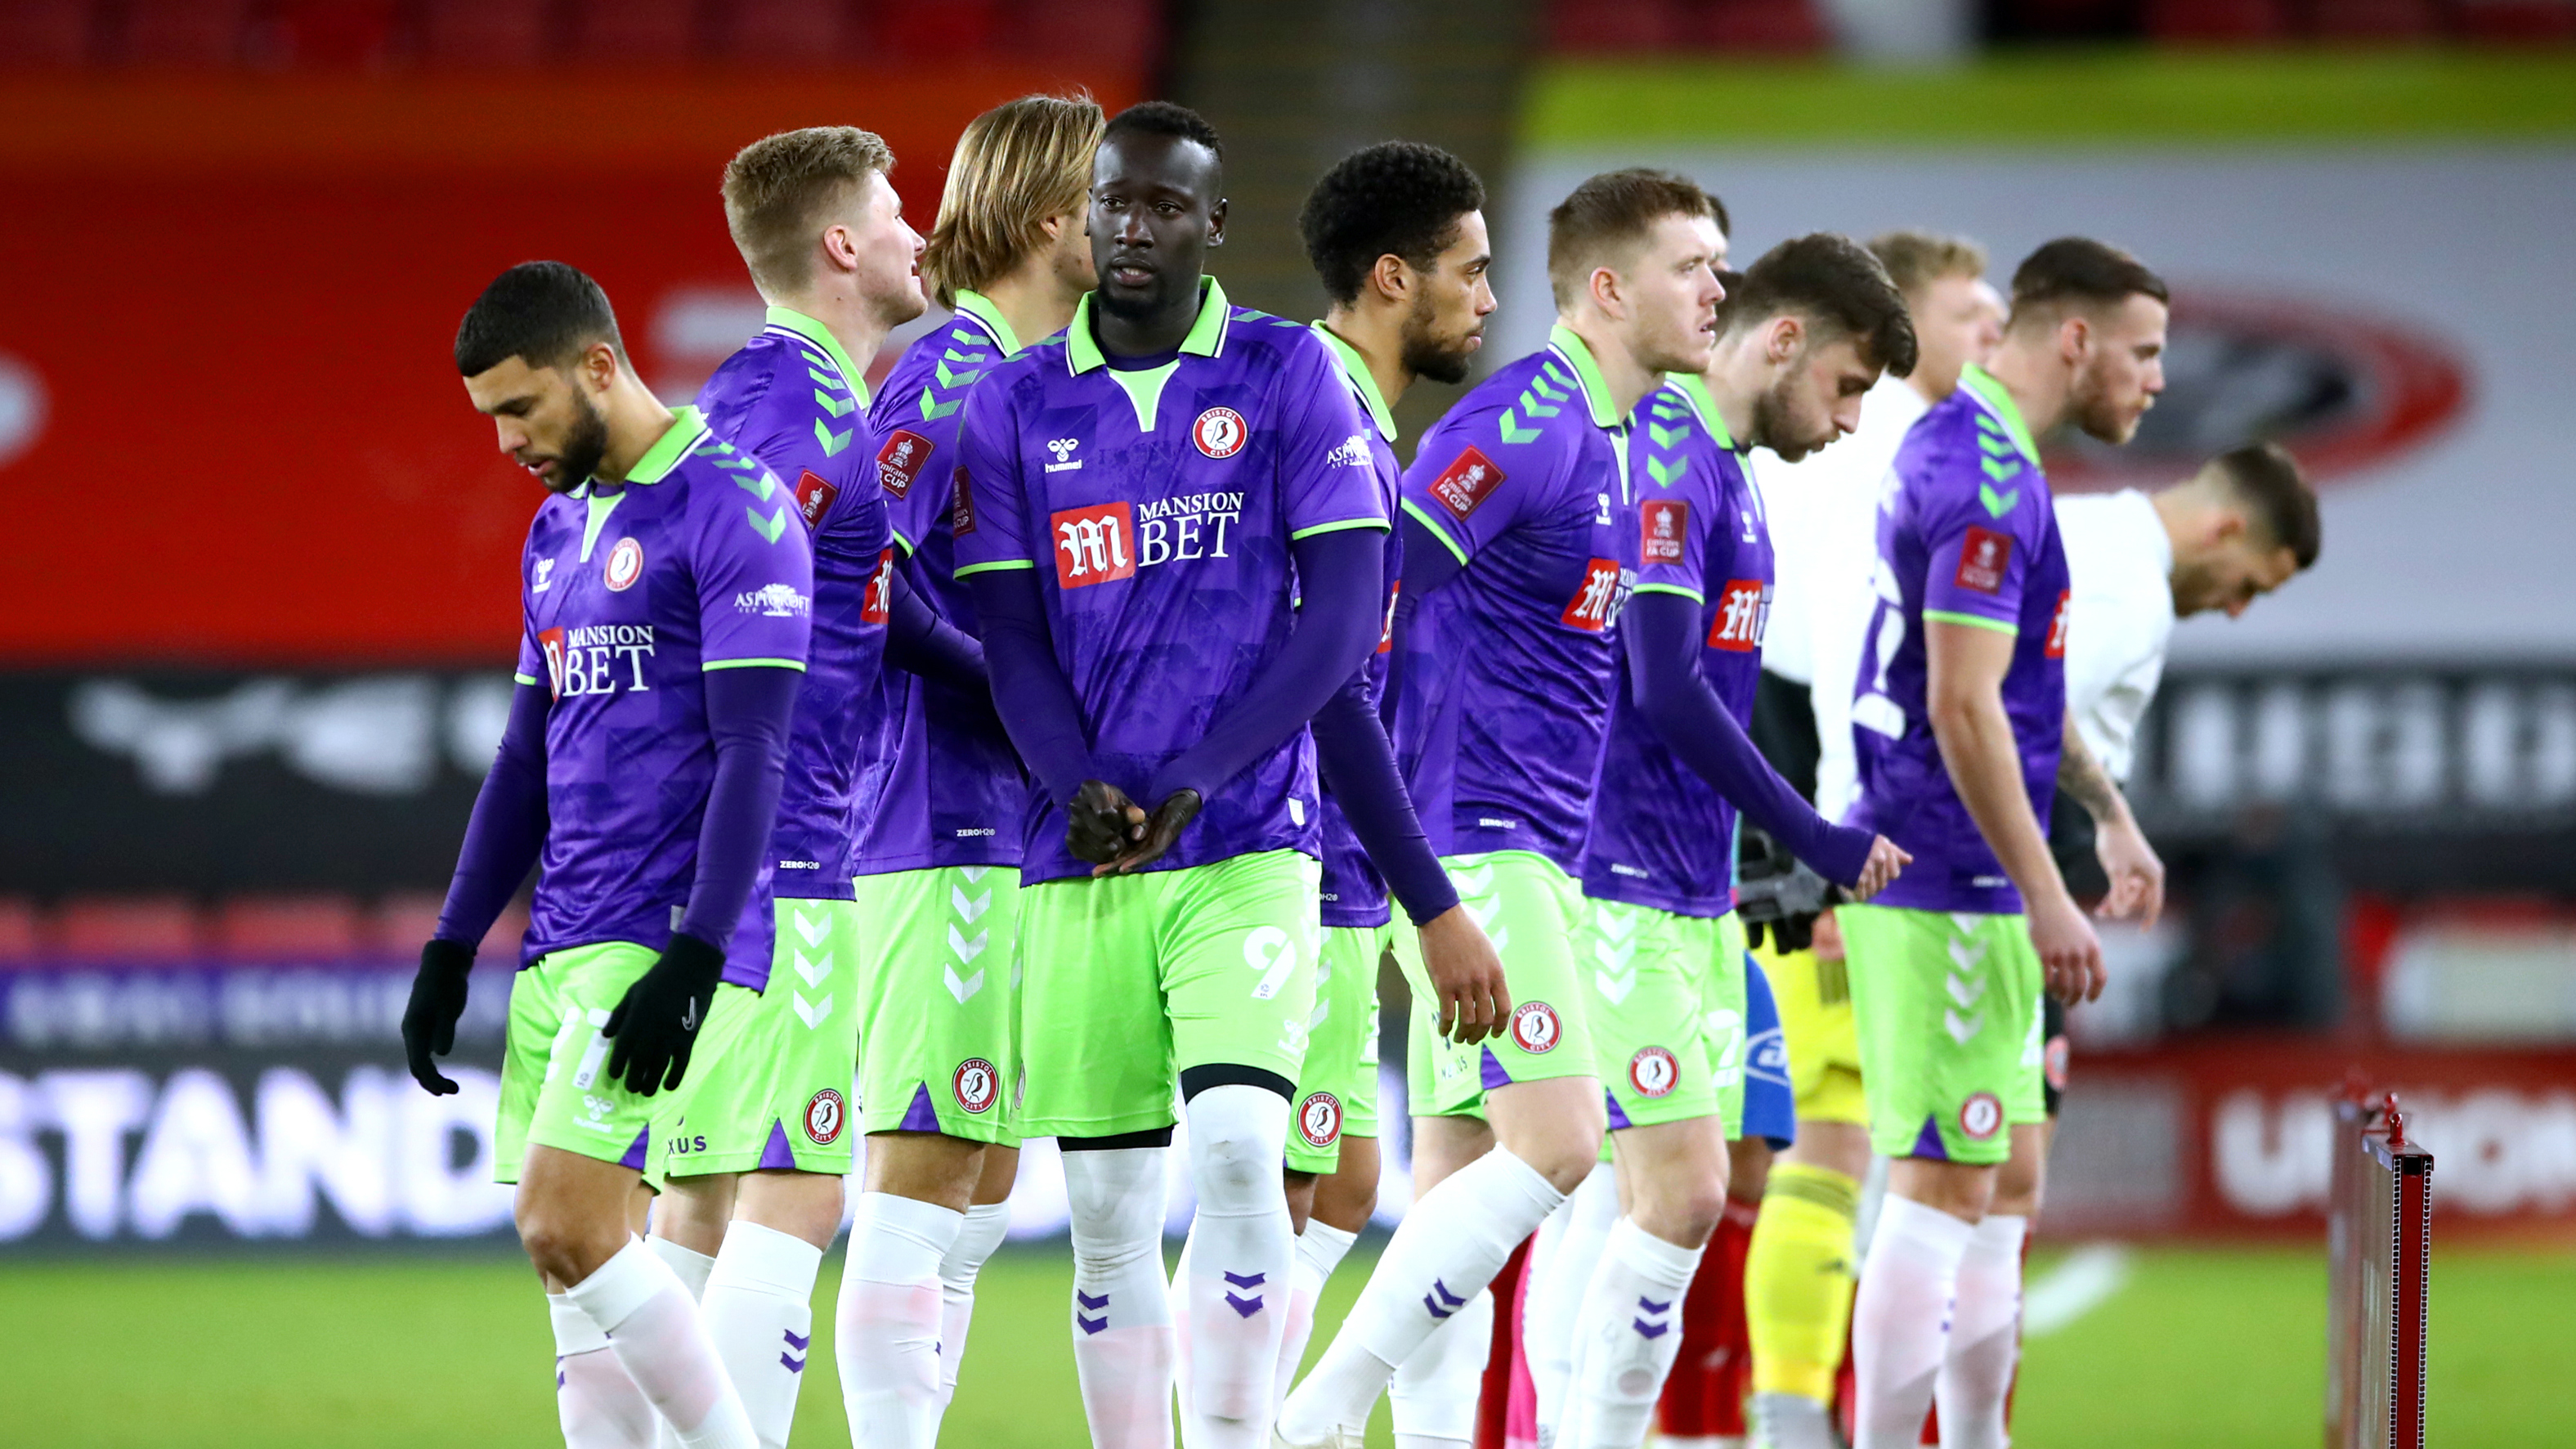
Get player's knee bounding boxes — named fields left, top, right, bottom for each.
left=516, top=1206, right=616, bottom=1285
left=1185, top=1082, right=1290, bottom=1211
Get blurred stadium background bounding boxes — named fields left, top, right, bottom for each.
left=2, top=1, right=2574, bottom=1443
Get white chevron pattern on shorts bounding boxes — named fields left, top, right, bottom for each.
left=1592, top=930, right=1637, bottom=1006
left=1946, top=972, right=1987, bottom=1008
left=791, top=908, right=830, bottom=948
left=953, top=885, right=992, bottom=923
left=944, top=965, right=984, bottom=1003
left=948, top=924, right=988, bottom=963
left=1463, top=895, right=1511, bottom=951
left=794, top=991, right=831, bottom=1029
left=791, top=949, right=831, bottom=988
left=1452, top=863, right=1495, bottom=895
left=1947, top=936, right=1989, bottom=971
left=1944, top=1007, right=1983, bottom=1044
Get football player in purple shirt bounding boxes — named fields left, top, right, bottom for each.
left=833, top=93, right=1101, bottom=1449
left=952, top=104, right=1391, bottom=1449
left=1280, top=170, right=1728, bottom=1449
left=1542, top=235, right=1915, bottom=1449
left=406, top=262, right=812, bottom=1449
left=1841, top=239, right=2170, bottom=1449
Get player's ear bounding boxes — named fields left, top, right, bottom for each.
left=580, top=341, right=619, bottom=396
left=2058, top=312, right=2090, bottom=366
left=1767, top=313, right=1803, bottom=366
left=1205, top=197, right=1228, bottom=247
left=1373, top=252, right=1410, bottom=307
left=1588, top=265, right=1623, bottom=320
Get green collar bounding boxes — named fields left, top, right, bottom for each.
left=951, top=289, right=1025, bottom=356
left=1957, top=363, right=2041, bottom=464
left=766, top=307, right=869, bottom=404
left=1066, top=276, right=1231, bottom=374
left=1310, top=322, right=1397, bottom=442
left=1548, top=323, right=1624, bottom=428
left=1667, top=374, right=1737, bottom=451
left=613, top=406, right=709, bottom=487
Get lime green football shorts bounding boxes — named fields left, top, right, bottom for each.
left=1396, top=850, right=1597, bottom=1121
left=852, top=865, right=1024, bottom=1146
left=1579, top=899, right=1748, bottom=1137
left=1286, top=922, right=1391, bottom=1174
left=496, top=940, right=697, bottom=1183
left=1840, top=904, right=2045, bottom=1167
left=650, top=897, right=862, bottom=1178
left=1016, top=850, right=1321, bottom=1140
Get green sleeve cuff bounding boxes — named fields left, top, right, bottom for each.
left=953, top=558, right=1037, bottom=577
left=1398, top=498, right=1470, bottom=565
left=702, top=657, right=809, bottom=671
left=1923, top=609, right=2018, bottom=636
left=1289, top=516, right=1394, bottom=541
left=1631, top=582, right=1706, bottom=603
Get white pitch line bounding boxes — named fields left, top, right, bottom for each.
left=2023, top=1243, right=2133, bottom=1338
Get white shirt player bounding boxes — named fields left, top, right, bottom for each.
left=2053, top=487, right=2175, bottom=785
left=1752, top=370, right=1930, bottom=819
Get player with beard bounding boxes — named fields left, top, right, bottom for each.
left=1840, top=239, right=2169, bottom=1449
left=954, top=102, right=1404, bottom=1449
left=1544, top=234, right=1915, bottom=1449
left=1276, top=169, right=1727, bottom=1449
left=408, top=261, right=813, bottom=1449
left=831, top=94, right=1101, bottom=1449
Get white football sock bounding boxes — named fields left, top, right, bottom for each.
left=1277, top=1146, right=1565, bottom=1444
left=1527, top=1163, right=1619, bottom=1442
left=1849, top=1196, right=1973, bottom=1449
left=837, top=1191, right=963, bottom=1449
left=1275, top=1219, right=1360, bottom=1405
left=1064, top=1146, right=1176, bottom=1449
left=1387, top=1285, right=1490, bottom=1448
left=1563, top=1218, right=1702, bottom=1449
left=563, top=1237, right=756, bottom=1449
left=1750, top=1391, right=1840, bottom=1449
left=1933, top=1213, right=2027, bottom=1449
left=933, top=1200, right=1015, bottom=1416
left=552, top=1290, right=656, bottom=1449
left=1182, top=1085, right=1296, bottom=1447
left=1172, top=1227, right=1206, bottom=1445
left=701, top=1220, right=823, bottom=1449
left=645, top=1236, right=719, bottom=1449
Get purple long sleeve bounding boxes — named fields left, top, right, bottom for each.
left=675, top=665, right=801, bottom=948
left=433, top=680, right=549, bottom=950
left=967, top=567, right=1096, bottom=806
left=1624, top=590, right=1875, bottom=887
left=1382, top=511, right=1467, bottom=729
left=1313, top=674, right=1458, bottom=926
left=883, top=567, right=987, bottom=693
left=1146, top=527, right=1384, bottom=803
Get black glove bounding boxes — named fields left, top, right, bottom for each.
left=402, top=939, right=476, bottom=1096
left=604, top=933, right=726, bottom=1097
left=1067, top=778, right=1145, bottom=864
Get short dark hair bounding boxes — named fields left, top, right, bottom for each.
left=2211, top=442, right=2321, bottom=568
left=1103, top=101, right=1223, bottom=161
left=1300, top=141, right=1487, bottom=305
left=2009, top=237, right=2168, bottom=327
left=454, top=261, right=623, bottom=377
left=1546, top=168, right=1727, bottom=310
left=1723, top=233, right=1919, bottom=377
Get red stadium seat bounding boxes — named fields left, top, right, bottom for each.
left=566, top=0, right=700, bottom=65
left=2458, top=0, right=2576, bottom=39
left=214, top=895, right=363, bottom=960
left=1549, top=0, right=1686, bottom=52
left=2147, top=0, right=2297, bottom=41
left=260, top=0, right=404, bottom=67
left=417, top=0, right=553, bottom=66
left=0, top=0, right=94, bottom=68
left=119, top=0, right=251, bottom=64
left=54, top=896, right=204, bottom=962
left=1001, top=0, right=1160, bottom=68
left=877, top=0, right=998, bottom=58
left=0, top=899, right=40, bottom=963
left=723, top=0, right=862, bottom=63
left=1691, top=0, right=1828, bottom=53
left=2309, top=0, right=2445, bottom=38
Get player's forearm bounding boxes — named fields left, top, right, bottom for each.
left=965, top=567, right=1095, bottom=805
left=676, top=666, right=800, bottom=949
left=1625, top=593, right=1875, bottom=887
left=2057, top=712, right=2134, bottom=831
left=1929, top=686, right=2069, bottom=908
left=883, top=567, right=987, bottom=693
left=1311, top=676, right=1458, bottom=926
left=1146, top=527, right=1383, bottom=803
left=432, top=680, right=551, bottom=950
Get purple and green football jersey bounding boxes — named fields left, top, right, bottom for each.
left=696, top=306, right=889, bottom=902
left=952, top=277, right=1386, bottom=886
left=851, top=291, right=1029, bottom=876
left=1310, top=322, right=1404, bottom=930
left=509, top=406, right=815, bottom=989
left=1847, top=363, right=2072, bottom=914
left=1583, top=375, right=1772, bottom=918
left=1388, top=324, right=1638, bottom=872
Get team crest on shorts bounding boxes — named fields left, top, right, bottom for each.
left=1628, top=1046, right=1679, bottom=1098
left=1959, top=1091, right=2004, bottom=1142
left=804, top=1088, right=845, bottom=1146
left=2044, top=1036, right=2071, bottom=1092
left=1510, top=1001, right=1563, bottom=1055
left=1192, top=406, right=1248, bottom=459
left=603, top=536, right=643, bottom=591
left=1298, top=1092, right=1343, bottom=1148
left=953, top=1058, right=1000, bottom=1115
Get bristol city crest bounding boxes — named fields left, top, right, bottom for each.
left=1628, top=1046, right=1679, bottom=1099
left=953, top=1058, right=1000, bottom=1115
left=1960, top=1091, right=2004, bottom=1142
left=804, top=1088, right=845, bottom=1146
left=603, top=536, right=643, bottom=591
left=1192, top=406, right=1248, bottom=459
left=1298, top=1091, right=1343, bottom=1148
left=1510, top=1001, right=1563, bottom=1055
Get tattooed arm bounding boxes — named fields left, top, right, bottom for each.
left=2063, top=712, right=2165, bottom=926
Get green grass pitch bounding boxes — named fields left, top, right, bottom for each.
left=2, top=1245, right=2566, bottom=1446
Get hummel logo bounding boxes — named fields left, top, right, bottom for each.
left=1076, top=1289, right=1109, bottom=1335
left=1045, top=437, right=1083, bottom=473
left=1424, top=1277, right=1467, bottom=1320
